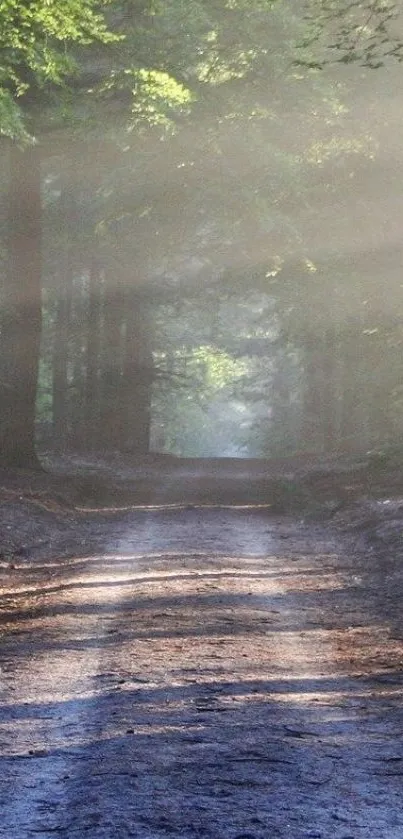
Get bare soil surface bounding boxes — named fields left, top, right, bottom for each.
left=0, top=453, right=403, bottom=838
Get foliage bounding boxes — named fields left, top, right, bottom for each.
left=150, top=302, right=272, bottom=456
left=4, top=0, right=403, bottom=461
left=0, top=0, right=122, bottom=139
left=296, top=0, right=403, bottom=69
left=99, top=67, right=193, bottom=131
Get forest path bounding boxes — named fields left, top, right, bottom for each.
left=1, top=500, right=403, bottom=838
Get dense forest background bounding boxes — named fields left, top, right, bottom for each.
left=1, top=0, right=403, bottom=465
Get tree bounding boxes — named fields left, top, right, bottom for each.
left=0, top=0, right=119, bottom=141
left=296, top=0, right=403, bottom=69
left=4, top=0, right=401, bottom=466
left=0, top=0, right=121, bottom=467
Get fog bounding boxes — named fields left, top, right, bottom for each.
left=1, top=1, right=403, bottom=464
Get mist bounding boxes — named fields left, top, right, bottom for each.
left=3, top=7, right=403, bottom=838
left=1, top=0, right=403, bottom=463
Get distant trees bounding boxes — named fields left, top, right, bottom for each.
left=143, top=279, right=403, bottom=458
left=34, top=172, right=403, bottom=459
left=2, top=0, right=403, bottom=466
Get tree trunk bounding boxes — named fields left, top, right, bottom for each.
left=69, top=273, right=88, bottom=449
left=0, top=144, right=43, bottom=468
left=52, top=276, right=73, bottom=449
left=85, top=256, right=102, bottom=448
left=100, top=281, right=125, bottom=450
left=121, top=291, right=153, bottom=454
left=52, top=173, right=75, bottom=449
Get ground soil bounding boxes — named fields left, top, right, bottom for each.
left=0, top=452, right=402, bottom=838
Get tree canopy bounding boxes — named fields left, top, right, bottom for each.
left=1, top=0, right=403, bottom=465
left=0, top=0, right=123, bottom=140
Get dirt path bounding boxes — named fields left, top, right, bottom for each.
left=1, top=504, right=403, bottom=838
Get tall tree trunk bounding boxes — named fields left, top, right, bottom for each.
left=100, top=281, right=125, bottom=450
left=52, top=276, right=73, bottom=449
left=70, top=273, right=88, bottom=449
left=52, top=192, right=74, bottom=450
left=0, top=144, right=42, bottom=468
left=121, top=291, right=153, bottom=454
left=85, top=256, right=102, bottom=449
left=52, top=165, right=81, bottom=449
